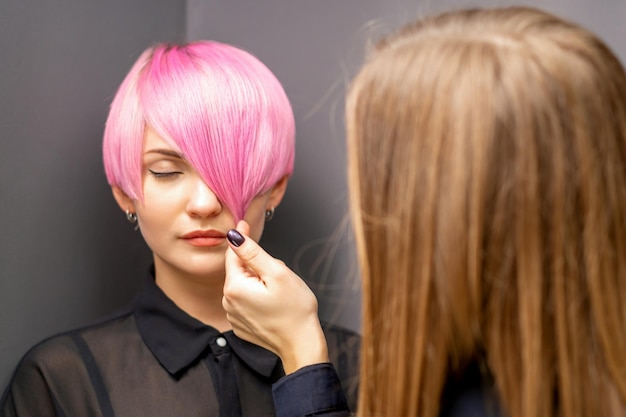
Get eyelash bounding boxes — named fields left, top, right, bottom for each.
left=148, top=169, right=182, bottom=179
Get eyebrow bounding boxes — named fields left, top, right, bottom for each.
left=143, top=149, right=183, bottom=159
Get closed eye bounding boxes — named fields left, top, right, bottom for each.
left=148, top=168, right=183, bottom=179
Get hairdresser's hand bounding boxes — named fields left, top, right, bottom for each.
left=223, top=220, right=329, bottom=374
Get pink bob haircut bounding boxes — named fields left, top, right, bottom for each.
left=103, top=41, right=295, bottom=221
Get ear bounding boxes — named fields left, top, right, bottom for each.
left=111, top=186, right=136, bottom=213
left=267, top=175, right=289, bottom=209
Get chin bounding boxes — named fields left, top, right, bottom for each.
left=188, top=261, right=226, bottom=278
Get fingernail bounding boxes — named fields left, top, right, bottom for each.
left=227, top=229, right=245, bottom=247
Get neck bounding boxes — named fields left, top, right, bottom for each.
left=153, top=263, right=232, bottom=332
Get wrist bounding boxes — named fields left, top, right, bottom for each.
left=280, top=320, right=328, bottom=374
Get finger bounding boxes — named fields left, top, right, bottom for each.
left=224, top=251, right=266, bottom=304
left=226, top=225, right=277, bottom=278
left=224, top=221, right=254, bottom=277
left=235, top=219, right=250, bottom=235
left=225, top=243, right=255, bottom=277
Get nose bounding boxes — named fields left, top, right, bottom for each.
left=186, top=177, right=222, bottom=218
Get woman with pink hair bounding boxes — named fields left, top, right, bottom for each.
left=1, top=41, right=359, bottom=417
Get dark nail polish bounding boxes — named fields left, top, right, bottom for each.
left=227, top=229, right=245, bottom=247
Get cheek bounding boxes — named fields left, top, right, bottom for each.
left=243, top=195, right=270, bottom=242
left=245, top=210, right=266, bottom=242
left=134, top=205, right=167, bottom=244
left=134, top=187, right=179, bottom=234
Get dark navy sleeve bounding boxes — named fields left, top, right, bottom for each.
left=272, top=363, right=352, bottom=417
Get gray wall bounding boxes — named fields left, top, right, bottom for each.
left=2, top=0, right=626, bottom=389
left=0, top=0, right=185, bottom=389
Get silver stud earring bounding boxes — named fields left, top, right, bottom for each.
left=125, top=209, right=139, bottom=231
left=265, top=207, right=275, bottom=221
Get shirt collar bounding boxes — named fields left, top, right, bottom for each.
left=134, top=270, right=281, bottom=378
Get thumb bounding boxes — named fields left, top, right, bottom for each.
left=226, top=221, right=276, bottom=278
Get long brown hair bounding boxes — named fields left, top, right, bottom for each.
left=347, top=7, right=626, bottom=417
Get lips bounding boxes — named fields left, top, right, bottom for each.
left=180, top=230, right=226, bottom=247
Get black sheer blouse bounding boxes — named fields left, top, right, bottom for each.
left=1, top=272, right=360, bottom=417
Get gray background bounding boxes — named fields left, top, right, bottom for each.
left=1, top=0, right=625, bottom=389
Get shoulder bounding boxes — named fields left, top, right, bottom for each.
left=7, top=334, right=78, bottom=389
left=2, top=312, right=136, bottom=415
left=1, top=333, right=84, bottom=415
left=8, top=312, right=134, bottom=386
